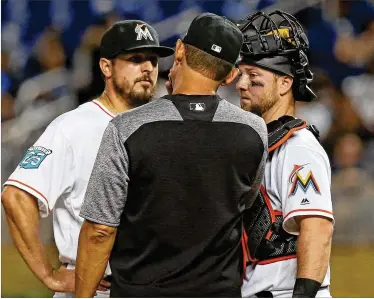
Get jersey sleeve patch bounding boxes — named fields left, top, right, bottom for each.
left=288, top=164, right=321, bottom=198
left=19, top=146, right=52, bottom=169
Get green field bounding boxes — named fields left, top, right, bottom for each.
left=2, top=244, right=374, bottom=297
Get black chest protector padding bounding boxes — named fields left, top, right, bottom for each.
left=243, top=116, right=319, bottom=264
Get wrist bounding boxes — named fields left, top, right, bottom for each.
left=292, top=278, right=321, bottom=298
left=42, top=268, right=57, bottom=290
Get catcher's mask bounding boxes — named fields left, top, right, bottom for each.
left=237, top=10, right=316, bottom=102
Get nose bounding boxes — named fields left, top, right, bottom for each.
left=142, top=60, right=154, bottom=73
left=236, top=76, right=248, bottom=92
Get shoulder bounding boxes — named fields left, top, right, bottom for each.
left=214, top=100, right=267, bottom=147
left=46, top=101, right=110, bottom=141
left=287, top=129, right=326, bottom=153
left=280, top=128, right=330, bottom=164
left=111, top=98, right=181, bottom=139
left=113, top=98, right=173, bottom=122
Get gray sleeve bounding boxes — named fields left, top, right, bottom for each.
left=249, top=144, right=267, bottom=207
left=80, top=122, right=128, bottom=227
left=213, top=100, right=268, bottom=208
left=247, top=117, right=268, bottom=208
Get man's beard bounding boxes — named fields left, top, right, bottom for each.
left=249, top=104, right=263, bottom=117
left=245, top=81, right=278, bottom=117
left=113, top=74, right=156, bottom=108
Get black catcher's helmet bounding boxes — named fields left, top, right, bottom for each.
left=237, top=10, right=316, bottom=102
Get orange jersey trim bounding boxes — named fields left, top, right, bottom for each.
left=284, top=208, right=333, bottom=220
left=92, top=100, right=115, bottom=118
left=268, top=122, right=307, bottom=152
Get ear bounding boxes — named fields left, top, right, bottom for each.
left=174, top=39, right=184, bottom=64
left=221, top=67, right=239, bottom=86
left=279, top=75, right=293, bottom=96
left=99, top=58, right=112, bottom=80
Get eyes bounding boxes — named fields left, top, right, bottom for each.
left=128, top=55, right=159, bottom=66
left=237, top=71, right=258, bottom=79
left=237, top=70, right=264, bottom=87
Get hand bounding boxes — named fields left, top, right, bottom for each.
left=97, top=278, right=111, bottom=292
left=44, top=264, right=75, bottom=293
left=45, top=265, right=111, bottom=293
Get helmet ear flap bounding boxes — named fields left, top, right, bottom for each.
left=299, top=32, right=309, bottom=47
left=291, top=51, right=316, bottom=102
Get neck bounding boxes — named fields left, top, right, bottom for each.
left=98, top=88, right=133, bottom=114
left=172, top=66, right=218, bottom=96
left=262, top=95, right=295, bottom=124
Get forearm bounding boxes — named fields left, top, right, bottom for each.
left=2, top=187, right=54, bottom=286
left=75, top=220, right=116, bottom=298
left=296, top=216, right=333, bottom=282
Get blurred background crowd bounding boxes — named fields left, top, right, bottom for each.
left=1, top=0, right=374, bottom=297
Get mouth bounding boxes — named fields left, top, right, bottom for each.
left=137, top=80, right=153, bottom=86
left=240, top=97, right=251, bottom=103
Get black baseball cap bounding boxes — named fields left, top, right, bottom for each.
left=183, top=13, right=243, bottom=65
left=100, top=20, right=174, bottom=59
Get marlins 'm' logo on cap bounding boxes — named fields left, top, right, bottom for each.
left=135, top=24, right=154, bottom=41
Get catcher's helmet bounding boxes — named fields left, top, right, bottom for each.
left=237, top=10, right=316, bottom=102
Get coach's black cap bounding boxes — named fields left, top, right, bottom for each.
left=100, top=20, right=174, bottom=59
left=183, top=13, right=243, bottom=65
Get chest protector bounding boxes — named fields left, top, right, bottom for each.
left=241, top=116, right=319, bottom=269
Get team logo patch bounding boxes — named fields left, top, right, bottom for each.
left=135, top=24, right=154, bottom=41
left=211, top=44, right=222, bottom=53
left=189, top=103, right=205, bottom=111
left=288, top=164, right=321, bottom=197
left=19, top=146, right=52, bottom=169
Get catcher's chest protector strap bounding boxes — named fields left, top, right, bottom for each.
left=242, top=117, right=313, bottom=267
left=268, top=117, right=307, bottom=152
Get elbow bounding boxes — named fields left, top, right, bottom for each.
left=92, top=223, right=116, bottom=239
left=81, top=220, right=117, bottom=244
left=2, top=186, right=14, bottom=211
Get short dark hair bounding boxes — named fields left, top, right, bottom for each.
left=183, top=43, right=233, bottom=81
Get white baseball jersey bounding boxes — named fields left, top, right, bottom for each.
left=4, top=99, right=115, bottom=298
left=241, top=128, right=334, bottom=298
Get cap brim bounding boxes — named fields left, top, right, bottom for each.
left=124, top=45, right=175, bottom=58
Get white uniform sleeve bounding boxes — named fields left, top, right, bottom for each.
left=4, top=121, right=75, bottom=217
left=278, top=145, right=334, bottom=235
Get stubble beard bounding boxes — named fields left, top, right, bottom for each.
left=113, top=74, right=156, bottom=108
left=248, top=81, right=279, bottom=117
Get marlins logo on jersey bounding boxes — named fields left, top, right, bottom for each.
left=288, top=164, right=321, bottom=197
left=135, top=24, right=154, bottom=41
left=19, top=146, right=52, bottom=169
